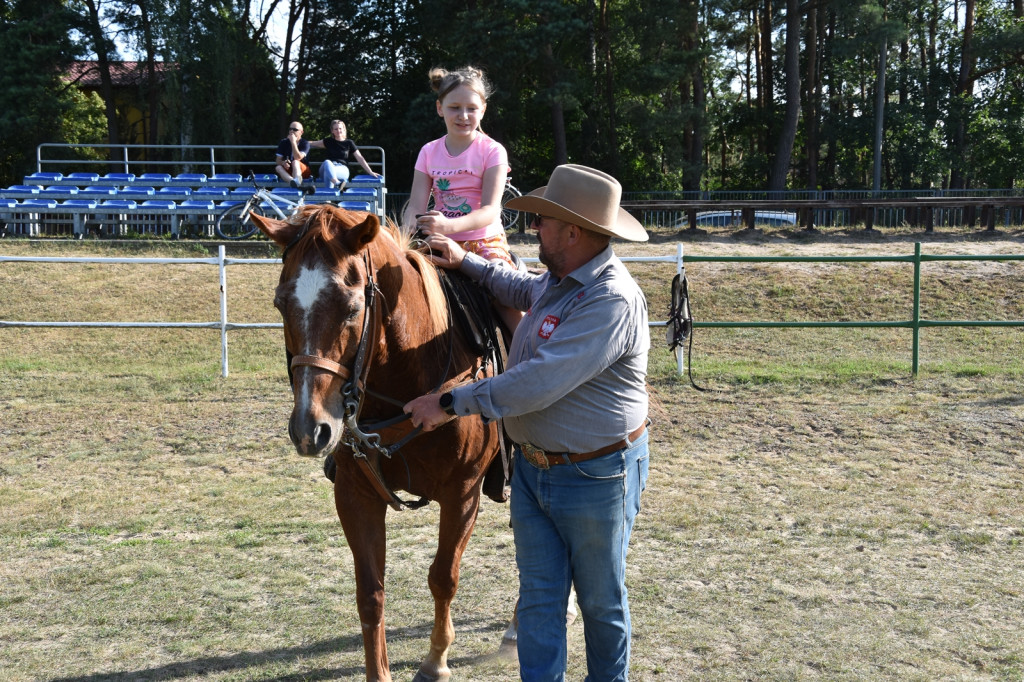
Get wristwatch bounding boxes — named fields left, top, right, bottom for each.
left=439, top=391, right=456, bottom=416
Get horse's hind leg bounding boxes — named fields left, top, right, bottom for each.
left=412, top=493, right=482, bottom=682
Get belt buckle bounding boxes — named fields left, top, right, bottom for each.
left=520, top=443, right=549, bottom=470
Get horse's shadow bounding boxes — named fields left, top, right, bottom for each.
left=47, top=619, right=514, bottom=682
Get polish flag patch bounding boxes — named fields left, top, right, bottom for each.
left=538, top=315, right=560, bottom=339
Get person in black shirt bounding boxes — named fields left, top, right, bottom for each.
left=308, top=120, right=380, bottom=189
left=274, top=121, right=312, bottom=187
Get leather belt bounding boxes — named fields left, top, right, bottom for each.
left=519, top=423, right=647, bottom=470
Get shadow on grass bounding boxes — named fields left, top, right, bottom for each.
left=47, top=618, right=516, bottom=682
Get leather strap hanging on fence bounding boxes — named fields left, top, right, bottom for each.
left=667, top=271, right=706, bottom=391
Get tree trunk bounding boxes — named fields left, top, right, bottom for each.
left=598, top=0, right=619, bottom=173
left=949, top=0, right=975, bottom=189
left=872, top=35, right=887, bottom=192
left=803, top=1, right=819, bottom=190
left=542, top=43, right=568, bottom=166
left=768, top=0, right=800, bottom=192
left=83, top=0, right=120, bottom=168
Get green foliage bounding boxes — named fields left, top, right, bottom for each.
left=13, top=0, right=1024, bottom=191
left=0, top=0, right=84, bottom=183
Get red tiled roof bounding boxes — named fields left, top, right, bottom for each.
left=67, top=61, right=174, bottom=87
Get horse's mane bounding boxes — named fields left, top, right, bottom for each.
left=284, top=205, right=448, bottom=336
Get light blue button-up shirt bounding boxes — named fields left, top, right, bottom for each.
left=451, top=245, right=649, bottom=453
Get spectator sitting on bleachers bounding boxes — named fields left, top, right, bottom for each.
left=274, top=121, right=312, bottom=188
left=307, top=120, right=379, bottom=190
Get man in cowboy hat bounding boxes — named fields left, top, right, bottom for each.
left=405, top=164, right=650, bottom=681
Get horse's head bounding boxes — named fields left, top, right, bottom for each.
left=253, top=205, right=382, bottom=457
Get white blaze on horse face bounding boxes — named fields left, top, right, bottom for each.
left=294, top=265, right=330, bottom=325
left=292, top=265, right=332, bottom=413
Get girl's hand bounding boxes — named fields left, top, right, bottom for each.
left=415, top=210, right=450, bottom=234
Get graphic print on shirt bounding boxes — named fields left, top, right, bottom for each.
left=435, top=178, right=472, bottom=217
left=538, top=315, right=560, bottom=339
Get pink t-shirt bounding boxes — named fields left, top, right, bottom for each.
left=414, top=133, right=508, bottom=242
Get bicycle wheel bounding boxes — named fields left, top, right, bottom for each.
left=501, top=182, right=523, bottom=232
left=215, top=200, right=265, bottom=240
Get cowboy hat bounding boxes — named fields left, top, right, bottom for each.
left=504, top=164, right=649, bottom=242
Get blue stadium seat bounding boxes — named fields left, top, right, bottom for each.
left=24, top=172, right=63, bottom=183
left=230, top=188, right=256, bottom=198
left=7, top=185, right=42, bottom=193
left=157, top=187, right=192, bottom=198
left=42, top=186, right=78, bottom=195
left=0, top=199, right=17, bottom=208
left=339, top=201, right=372, bottom=211
left=210, top=173, right=242, bottom=183
left=350, top=174, right=384, bottom=185
left=140, top=200, right=176, bottom=210
left=173, top=173, right=207, bottom=185
left=194, top=187, right=229, bottom=196
left=254, top=174, right=278, bottom=183
left=342, top=188, right=375, bottom=200
left=139, top=173, right=172, bottom=183
left=101, top=172, right=136, bottom=184
left=79, top=187, right=118, bottom=197
left=19, top=199, right=58, bottom=209
left=180, top=200, right=216, bottom=210
left=61, top=199, right=99, bottom=209
left=273, top=189, right=302, bottom=201
left=67, top=172, right=100, bottom=182
left=310, top=189, right=341, bottom=201
left=99, top=200, right=138, bottom=210
left=121, top=187, right=156, bottom=197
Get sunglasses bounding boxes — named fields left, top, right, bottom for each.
left=531, top=214, right=555, bottom=226
left=289, top=127, right=301, bottom=132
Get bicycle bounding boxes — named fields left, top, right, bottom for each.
left=214, top=172, right=314, bottom=240
left=500, top=177, right=524, bottom=232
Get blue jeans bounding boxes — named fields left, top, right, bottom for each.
left=319, top=160, right=350, bottom=188
left=510, top=429, right=650, bottom=682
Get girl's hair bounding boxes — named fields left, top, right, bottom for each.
left=429, top=66, right=493, bottom=104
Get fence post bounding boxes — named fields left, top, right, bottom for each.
left=912, top=242, right=921, bottom=376
left=219, top=245, right=229, bottom=378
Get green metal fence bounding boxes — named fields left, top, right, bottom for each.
left=682, top=243, right=1024, bottom=375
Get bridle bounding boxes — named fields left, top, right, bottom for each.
left=286, top=245, right=459, bottom=510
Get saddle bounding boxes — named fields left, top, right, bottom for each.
left=437, top=268, right=514, bottom=503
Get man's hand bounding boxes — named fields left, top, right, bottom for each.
left=423, top=232, right=467, bottom=270
left=404, top=393, right=451, bottom=432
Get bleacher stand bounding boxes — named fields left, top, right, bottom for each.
left=2, top=146, right=387, bottom=238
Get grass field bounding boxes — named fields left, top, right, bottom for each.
left=1, top=225, right=1022, bottom=681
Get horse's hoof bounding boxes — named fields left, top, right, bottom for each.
left=411, top=671, right=450, bottom=682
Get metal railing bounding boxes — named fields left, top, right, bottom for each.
left=0, top=247, right=684, bottom=378
left=682, top=243, right=1024, bottom=374
left=35, top=142, right=387, bottom=180
left=3, top=244, right=1020, bottom=377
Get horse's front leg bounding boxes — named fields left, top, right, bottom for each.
left=336, top=480, right=392, bottom=682
left=412, top=491, right=482, bottom=682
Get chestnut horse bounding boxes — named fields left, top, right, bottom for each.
left=252, top=205, right=503, bottom=682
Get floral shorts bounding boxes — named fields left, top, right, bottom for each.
left=457, top=232, right=515, bottom=267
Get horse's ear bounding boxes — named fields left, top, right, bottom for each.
left=250, top=213, right=301, bottom=248
left=341, top=212, right=381, bottom=253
